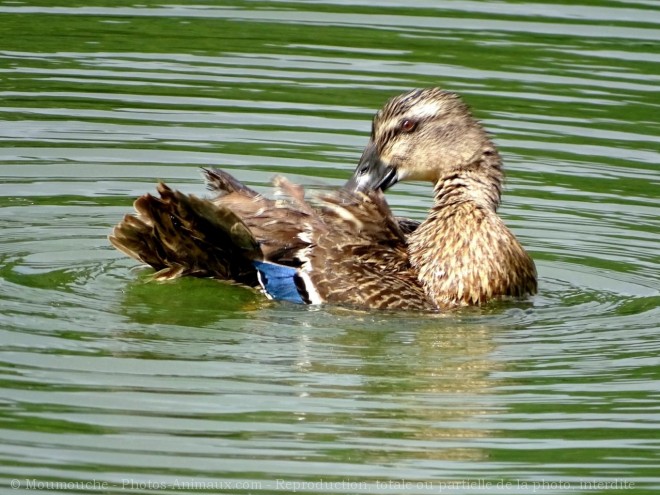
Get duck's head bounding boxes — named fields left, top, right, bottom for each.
left=346, top=88, right=501, bottom=196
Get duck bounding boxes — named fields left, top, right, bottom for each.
left=109, top=88, right=537, bottom=311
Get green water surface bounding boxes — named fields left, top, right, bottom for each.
left=1, top=1, right=659, bottom=494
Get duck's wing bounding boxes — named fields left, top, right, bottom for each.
left=257, top=189, right=433, bottom=310
left=310, top=190, right=432, bottom=310
left=109, top=182, right=262, bottom=284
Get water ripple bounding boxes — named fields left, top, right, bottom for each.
left=1, top=0, right=659, bottom=493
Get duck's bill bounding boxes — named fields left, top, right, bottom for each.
left=344, top=141, right=399, bottom=193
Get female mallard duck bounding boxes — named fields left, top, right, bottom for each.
left=110, top=88, right=537, bottom=310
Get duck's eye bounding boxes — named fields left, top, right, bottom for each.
left=400, top=119, right=418, bottom=133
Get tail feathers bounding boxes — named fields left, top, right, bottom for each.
left=253, top=261, right=310, bottom=305
left=203, top=168, right=259, bottom=198
left=109, top=183, right=261, bottom=285
left=109, top=213, right=165, bottom=268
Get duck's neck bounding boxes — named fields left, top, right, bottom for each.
left=408, top=158, right=536, bottom=308
left=433, top=155, right=503, bottom=212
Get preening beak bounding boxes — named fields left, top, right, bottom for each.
left=345, top=140, right=399, bottom=193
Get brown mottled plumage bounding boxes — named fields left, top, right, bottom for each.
left=110, top=87, right=537, bottom=310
